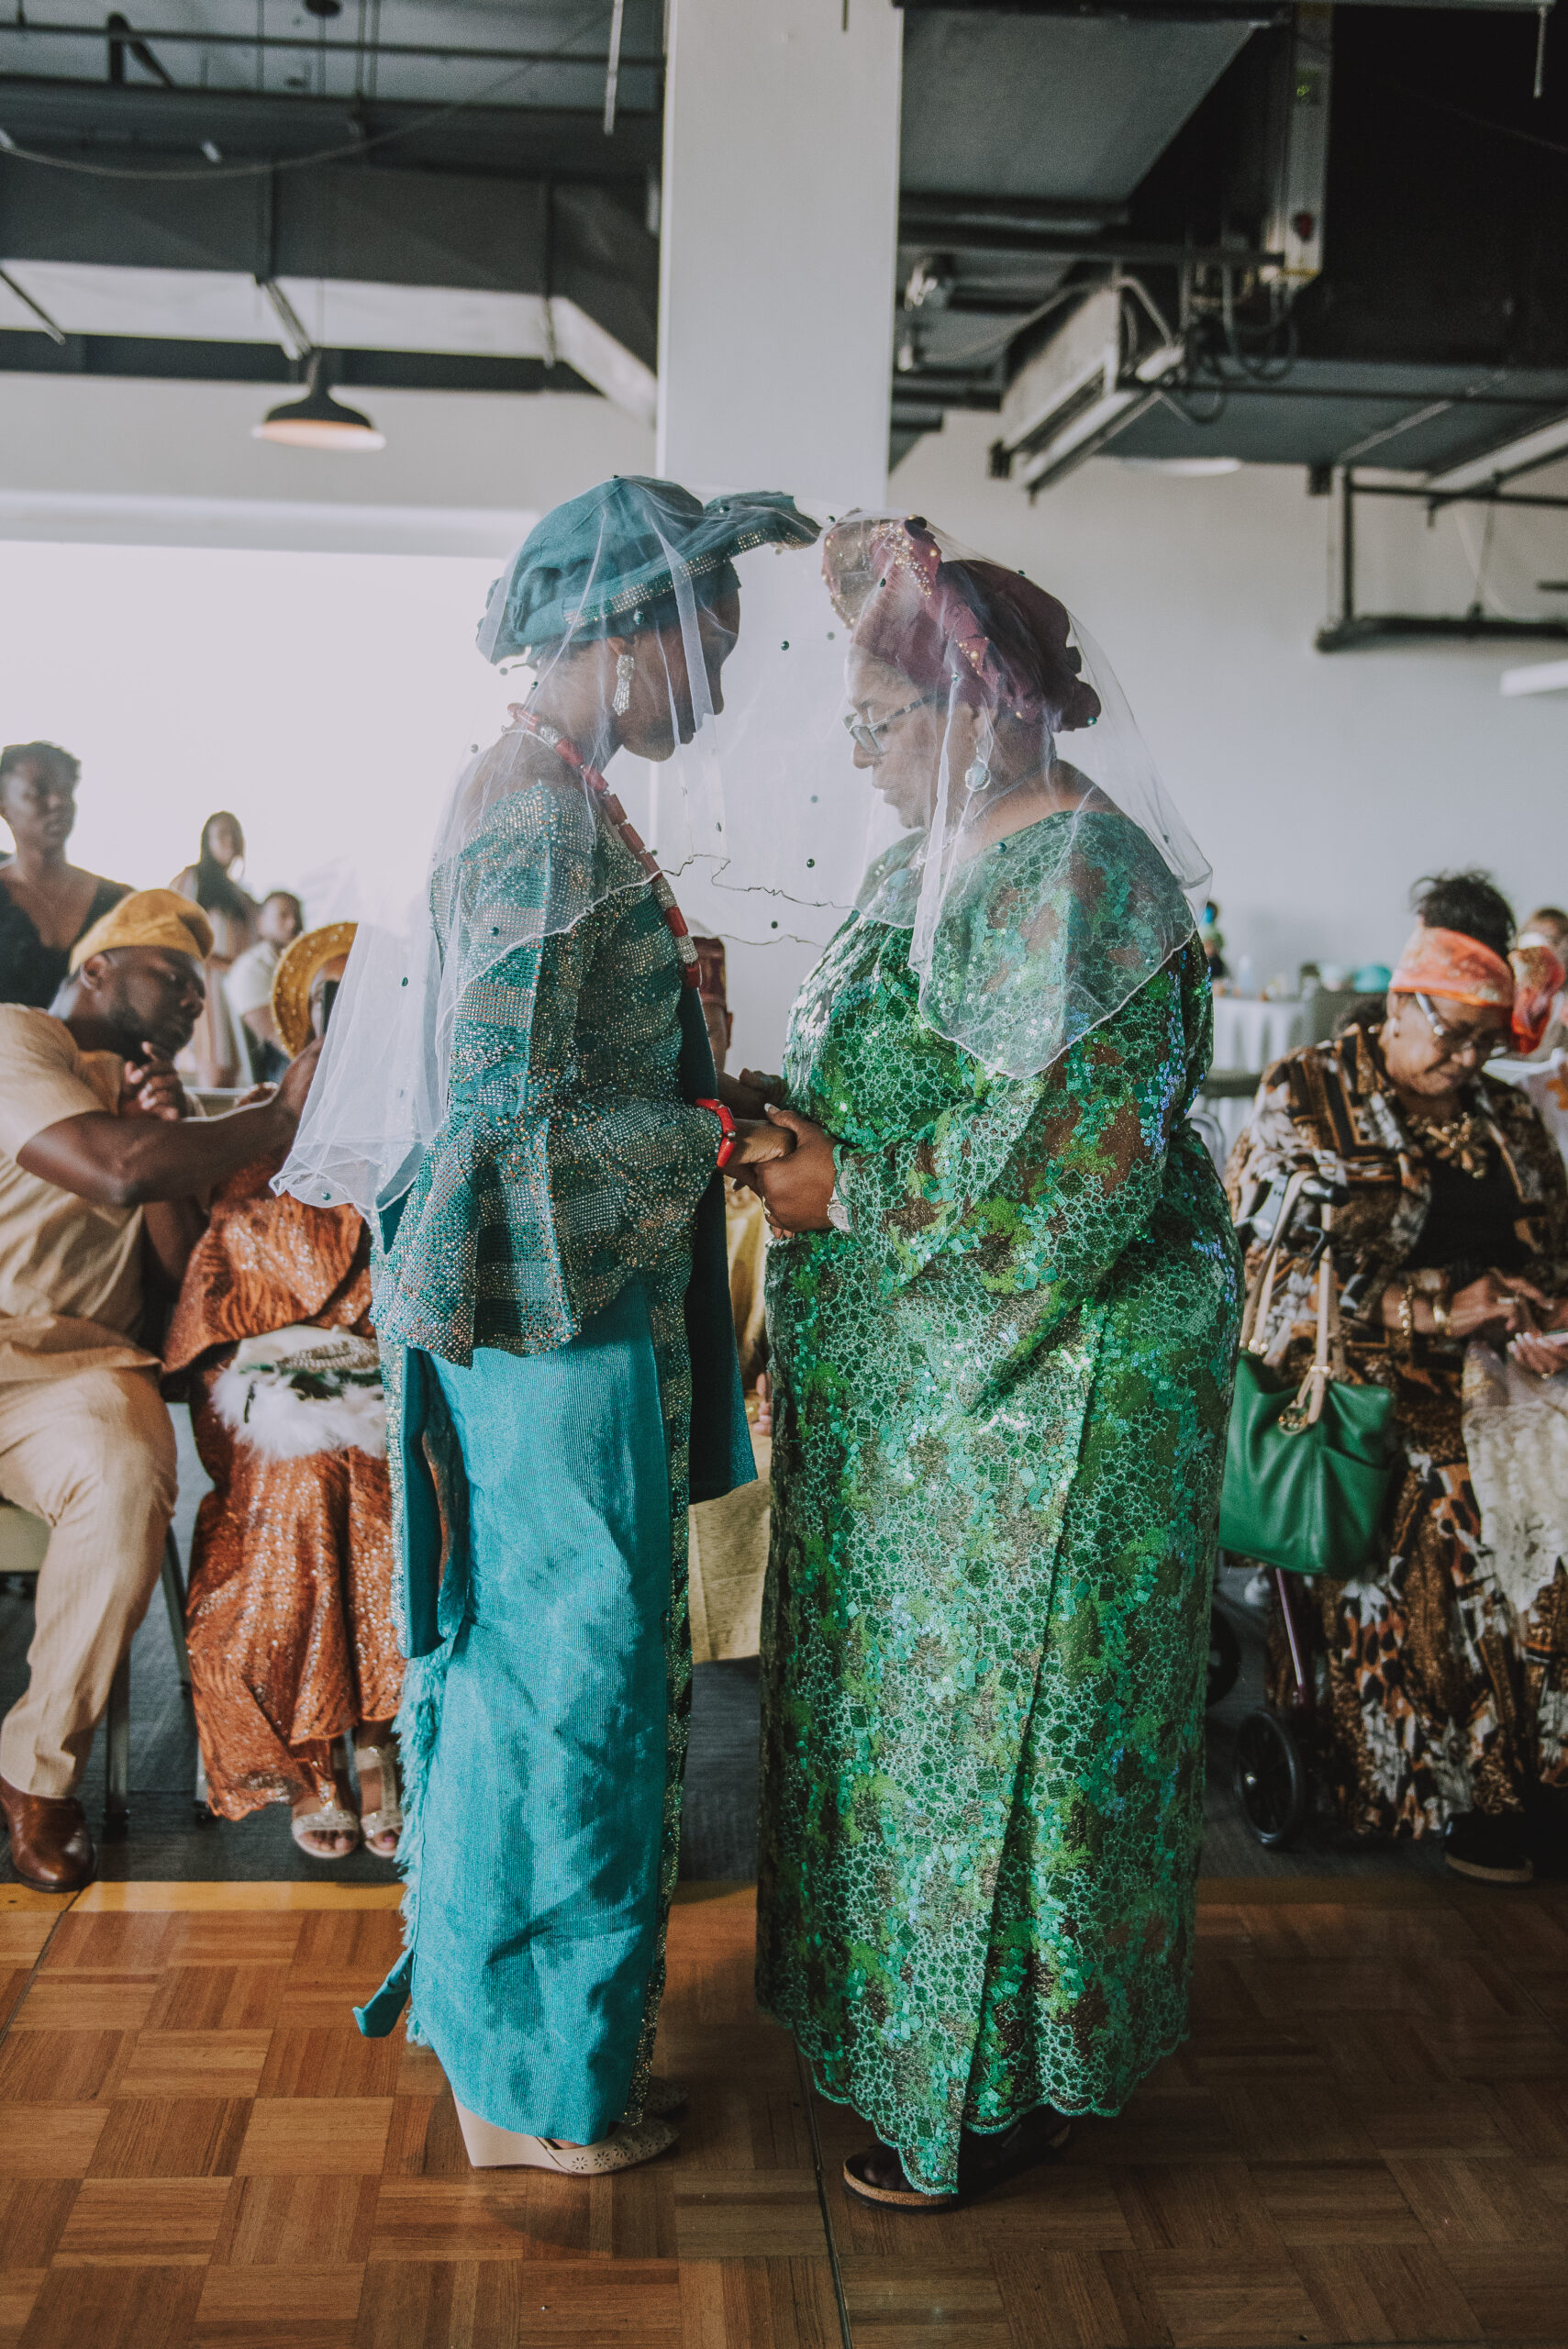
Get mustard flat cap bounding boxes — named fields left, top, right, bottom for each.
left=69, top=886, right=215, bottom=974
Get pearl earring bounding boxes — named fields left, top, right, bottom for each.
left=613, top=651, right=635, bottom=717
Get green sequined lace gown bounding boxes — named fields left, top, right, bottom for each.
left=756, top=812, right=1242, bottom=2196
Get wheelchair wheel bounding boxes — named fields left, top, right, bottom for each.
left=1233, top=1709, right=1307, bottom=1848
left=1207, top=1606, right=1241, bottom=1709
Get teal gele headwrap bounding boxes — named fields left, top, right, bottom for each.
left=478, top=475, right=819, bottom=664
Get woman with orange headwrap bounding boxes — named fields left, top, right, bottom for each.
left=1227, top=870, right=1568, bottom=1884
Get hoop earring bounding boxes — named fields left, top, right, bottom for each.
left=613, top=651, right=635, bottom=717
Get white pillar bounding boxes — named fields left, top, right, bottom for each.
left=656, top=0, right=903, bottom=513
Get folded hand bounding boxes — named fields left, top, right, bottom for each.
left=729, top=1117, right=797, bottom=1167
left=746, top=1106, right=838, bottom=1233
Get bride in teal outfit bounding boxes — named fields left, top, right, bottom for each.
left=279, top=478, right=816, bottom=2174
left=747, top=516, right=1241, bottom=2209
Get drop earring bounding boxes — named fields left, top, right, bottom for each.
left=963, top=757, right=991, bottom=793
left=613, top=651, right=635, bottom=717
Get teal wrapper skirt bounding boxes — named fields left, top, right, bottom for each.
left=360, top=1279, right=677, bottom=2143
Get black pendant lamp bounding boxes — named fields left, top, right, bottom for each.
left=254, top=351, right=385, bottom=451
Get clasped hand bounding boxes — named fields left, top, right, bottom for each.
left=120, top=1049, right=188, bottom=1124
left=724, top=1067, right=839, bottom=1233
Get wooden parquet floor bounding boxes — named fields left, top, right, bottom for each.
left=0, top=1876, right=1564, bottom=2349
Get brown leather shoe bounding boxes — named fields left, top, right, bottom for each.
left=0, top=1775, right=95, bottom=1892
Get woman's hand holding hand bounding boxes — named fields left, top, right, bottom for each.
left=728, top=1117, right=797, bottom=1167
left=747, top=1106, right=838, bottom=1233
left=1448, top=1271, right=1547, bottom=1341
left=1498, top=1276, right=1568, bottom=1376
left=737, top=1067, right=788, bottom=1108
left=716, top=1070, right=772, bottom=1120
left=1508, top=1330, right=1568, bottom=1378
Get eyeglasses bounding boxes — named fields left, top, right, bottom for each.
left=1415, top=992, right=1505, bottom=1062
left=841, top=691, right=945, bottom=759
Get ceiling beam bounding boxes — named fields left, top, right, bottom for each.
left=0, top=157, right=659, bottom=372
left=0, top=77, right=662, bottom=175
left=0, top=20, right=663, bottom=71
left=0, top=328, right=594, bottom=396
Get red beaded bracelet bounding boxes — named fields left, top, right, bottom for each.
left=695, top=1097, right=737, bottom=1169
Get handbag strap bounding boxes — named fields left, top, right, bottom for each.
left=1240, top=1168, right=1311, bottom=1353
left=1301, top=1230, right=1336, bottom=1427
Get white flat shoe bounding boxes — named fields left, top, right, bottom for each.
left=456, top=2102, right=678, bottom=2172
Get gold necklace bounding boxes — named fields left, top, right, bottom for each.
left=1409, top=1104, right=1490, bottom=1177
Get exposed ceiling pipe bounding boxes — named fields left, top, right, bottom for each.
left=0, top=262, right=65, bottom=341
left=899, top=194, right=1128, bottom=235
left=256, top=273, right=312, bottom=363
left=603, top=0, right=625, bottom=134
left=2, top=19, right=653, bottom=70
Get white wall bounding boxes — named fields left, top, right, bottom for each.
left=895, top=415, right=1568, bottom=994
left=0, top=373, right=658, bottom=949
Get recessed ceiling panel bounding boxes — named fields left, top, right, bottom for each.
left=899, top=12, right=1253, bottom=202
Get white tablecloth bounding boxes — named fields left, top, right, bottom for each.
left=1209, top=996, right=1308, bottom=1075
left=1196, top=998, right=1308, bottom=1161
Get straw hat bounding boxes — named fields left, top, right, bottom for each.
left=272, top=921, right=357, bottom=1057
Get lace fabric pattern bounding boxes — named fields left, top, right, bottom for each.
left=755, top=818, right=1241, bottom=2196
left=374, top=785, right=720, bottom=1365
left=372, top=786, right=721, bottom=2127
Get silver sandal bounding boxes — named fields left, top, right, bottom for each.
left=290, top=1798, right=361, bottom=1859
left=456, top=2103, right=679, bottom=2172
left=353, top=1737, right=404, bottom=1855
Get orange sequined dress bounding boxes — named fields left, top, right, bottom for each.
left=163, top=1161, right=402, bottom=1818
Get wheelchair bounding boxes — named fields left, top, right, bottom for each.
left=1229, top=1564, right=1314, bottom=1847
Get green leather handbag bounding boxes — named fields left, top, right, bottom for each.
left=1219, top=1174, right=1397, bottom=1576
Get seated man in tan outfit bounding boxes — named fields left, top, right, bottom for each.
left=0, top=888, right=319, bottom=1890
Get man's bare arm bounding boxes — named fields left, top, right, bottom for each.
left=17, top=1041, right=321, bottom=1209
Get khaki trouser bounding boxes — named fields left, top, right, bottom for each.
left=0, top=1365, right=176, bottom=1799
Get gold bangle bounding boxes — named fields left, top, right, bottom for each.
left=1430, top=1290, right=1451, bottom=1338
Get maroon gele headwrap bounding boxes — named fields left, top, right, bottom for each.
left=822, top=515, right=1102, bottom=731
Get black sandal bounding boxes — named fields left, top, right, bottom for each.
left=841, top=2110, right=1073, bottom=2212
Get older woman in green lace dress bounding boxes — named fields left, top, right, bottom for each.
left=748, top=517, right=1241, bottom=2208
